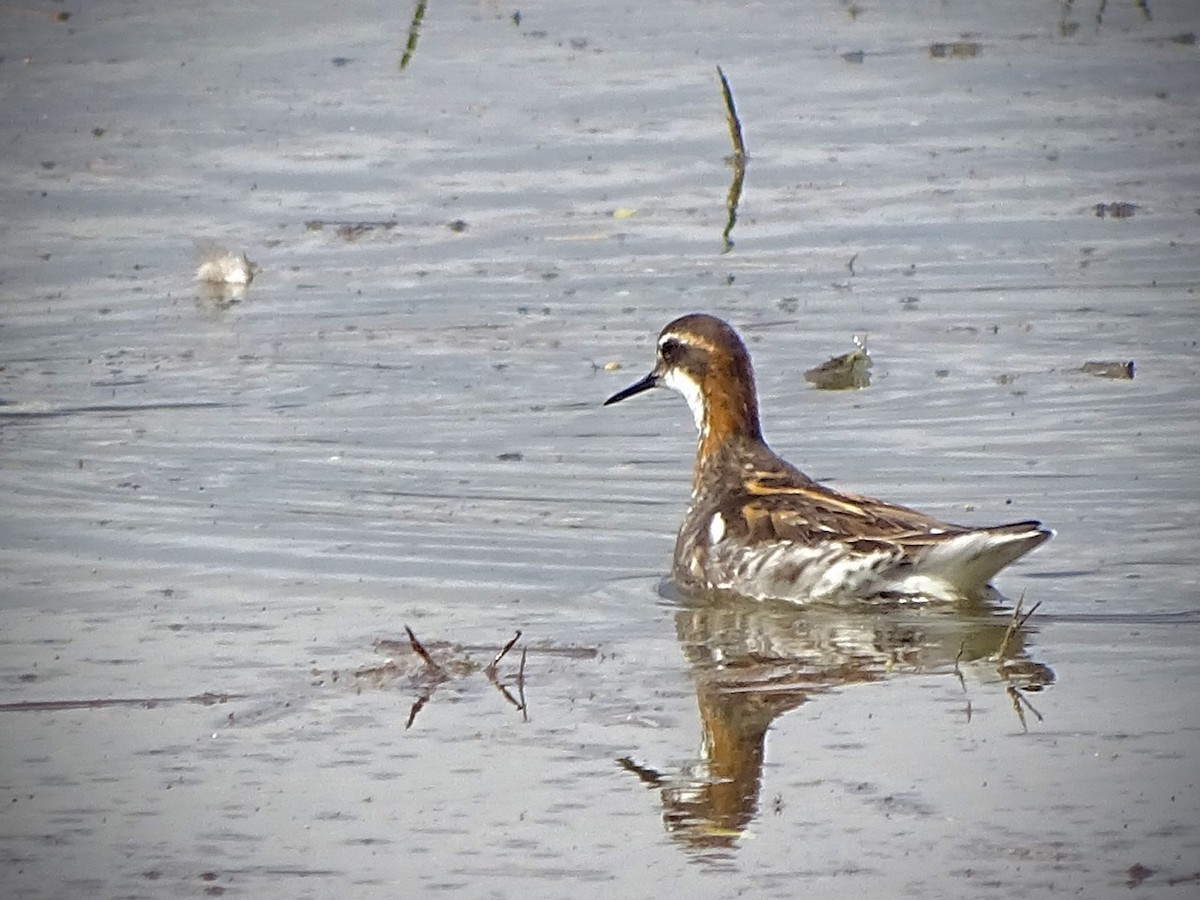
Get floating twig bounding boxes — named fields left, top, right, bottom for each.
left=370, top=628, right=553, bottom=727
left=405, top=693, right=430, bottom=730
left=952, top=641, right=966, bottom=693
left=721, top=160, right=745, bottom=254
left=486, top=630, right=523, bottom=675
left=1006, top=684, right=1044, bottom=734
left=996, top=596, right=1041, bottom=661
left=487, top=677, right=524, bottom=712
left=399, top=0, right=428, bottom=71
left=517, top=648, right=528, bottom=722
left=405, top=625, right=445, bottom=676
left=1016, top=600, right=1042, bottom=630
left=716, top=65, right=747, bottom=163
left=483, top=631, right=527, bottom=716
left=716, top=65, right=748, bottom=253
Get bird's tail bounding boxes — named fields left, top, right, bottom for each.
left=920, top=521, right=1053, bottom=595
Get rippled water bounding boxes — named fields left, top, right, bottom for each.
left=3, top=1, right=1198, bottom=897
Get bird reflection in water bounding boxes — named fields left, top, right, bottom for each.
left=618, top=592, right=1054, bottom=858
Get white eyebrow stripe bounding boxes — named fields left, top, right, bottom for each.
left=658, top=331, right=720, bottom=355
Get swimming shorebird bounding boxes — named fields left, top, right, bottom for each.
left=604, top=314, right=1051, bottom=603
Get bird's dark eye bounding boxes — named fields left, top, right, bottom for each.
left=660, top=338, right=682, bottom=362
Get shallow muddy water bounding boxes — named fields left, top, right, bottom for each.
left=2, top=0, right=1199, bottom=897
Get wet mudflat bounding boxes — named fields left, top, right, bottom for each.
left=2, top=0, right=1198, bottom=897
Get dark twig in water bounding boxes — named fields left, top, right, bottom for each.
left=487, top=677, right=524, bottom=712
left=847, top=252, right=859, bottom=276
left=405, top=625, right=445, bottom=676
left=716, top=66, right=748, bottom=253
left=486, top=630, right=522, bottom=675
left=716, top=65, right=747, bottom=163
left=399, top=0, right=428, bottom=72
left=1006, top=685, right=1027, bottom=732
left=721, top=160, right=746, bottom=254
left=990, top=597, right=1052, bottom=732
left=952, top=641, right=966, bottom=693
left=996, top=598, right=1021, bottom=660
left=996, top=596, right=1041, bottom=661
left=483, top=630, right=527, bottom=717
left=406, top=692, right=431, bottom=730
left=377, top=628, right=548, bottom=727
left=1006, top=684, right=1044, bottom=734
left=1015, top=599, right=1042, bottom=631
left=517, top=648, right=528, bottom=722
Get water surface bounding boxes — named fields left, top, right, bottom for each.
left=2, top=1, right=1198, bottom=897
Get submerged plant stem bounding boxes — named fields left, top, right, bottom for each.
left=400, top=0, right=428, bottom=71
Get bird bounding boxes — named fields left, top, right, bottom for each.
left=604, top=313, right=1052, bottom=604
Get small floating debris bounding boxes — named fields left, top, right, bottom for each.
left=929, top=41, right=981, bottom=59
left=804, top=335, right=872, bottom=390
left=841, top=50, right=865, bottom=64
left=1126, top=864, right=1154, bottom=888
left=1093, top=202, right=1139, bottom=219
left=1080, top=360, right=1135, bottom=380
left=195, top=243, right=260, bottom=286
left=0, top=692, right=242, bottom=712
left=359, top=627, right=531, bottom=729
left=304, top=219, right=399, bottom=239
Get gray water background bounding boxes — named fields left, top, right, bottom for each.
left=2, top=1, right=1198, bottom=897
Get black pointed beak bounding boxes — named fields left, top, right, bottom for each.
left=604, top=371, right=659, bottom=406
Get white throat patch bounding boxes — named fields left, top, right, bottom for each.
left=662, top=367, right=706, bottom=435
